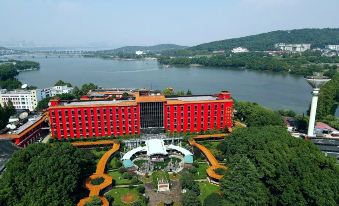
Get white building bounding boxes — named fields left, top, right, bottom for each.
left=326, top=45, right=339, bottom=51
left=135, top=50, right=144, bottom=55
left=42, top=85, right=73, bottom=98
left=0, top=89, right=42, bottom=111
left=231, top=47, right=249, bottom=53
left=0, top=86, right=73, bottom=111
left=275, top=43, right=311, bottom=52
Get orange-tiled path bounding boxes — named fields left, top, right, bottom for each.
left=76, top=141, right=120, bottom=206
left=190, top=134, right=228, bottom=181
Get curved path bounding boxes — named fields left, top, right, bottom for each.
left=189, top=134, right=228, bottom=181
left=76, top=141, right=120, bottom=206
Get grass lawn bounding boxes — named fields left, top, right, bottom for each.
left=90, top=149, right=108, bottom=159
left=194, top=163, right=208, bottom=179
left=108, top=171, right=133, bottom=185
left=108, top=157, right=122, bottom=169
left=106, top=187, right=144, bottom=206
left=198, top=182, right=220, bottom=204
left=139, top=175, right=152, bottom=183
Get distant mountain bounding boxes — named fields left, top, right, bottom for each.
left=96, top=44, right=187, bottom=54
left=188, top=28, right=339, bottom=52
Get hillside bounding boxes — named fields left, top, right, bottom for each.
left=96, top=44, right=187, bottom=54
left=189, top=28, right=339, bottom=52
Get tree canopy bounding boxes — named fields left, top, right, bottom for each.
left=158, top=52, right=339, bottom=76
left=182, top=190, right=201, bottom=206
left=317, top=72, right=339, bottom=119
left=0, top=143, right=96, bottom=206
left=0, top=101, right=15, bottom=129
left=218, top=126, right=339, bottom=205
left=0, top=60, right=39, bottom=89
left=54, top=80, right=72, bottom=87
left=189, top=28, right=339, bottom=52
left=235, top=101, right=284, bottom=127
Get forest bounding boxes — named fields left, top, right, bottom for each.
left=188, top=28, right=339, bottom=52
left=0, top=143, right=96, bottom=206
left=218, top=126, right=339, bottom=205
left=158, top=51, right=339, bottom=76
left=0, top=60, right=40, bottom=89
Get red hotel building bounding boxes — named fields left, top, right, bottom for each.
left=48, top=91, right=233, bottom=139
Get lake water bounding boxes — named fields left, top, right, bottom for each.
left=2, top=55, right=327, bottom=114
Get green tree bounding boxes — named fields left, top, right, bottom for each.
left=182, top=190, right=201, bottom=206
left=235, top=101, right=283, bottom=127
left=72, top=86, right=83, bottom=99
left=0, top=143, right=96, bottom=206
left=121, top=92, right=130, bottom=100
left=54, top=80, right=72, bottom=87
left=180, top=171, right=200, bottom=195
left=35, top=97, right=52, bottom=111
left=81, top=83, right=98, bottom=95
left=186, top=89, right=192, bottom=95
left=0, top=101, right=16, bottom=129
left=317, top=73, right=339, bottom=119
left=220, top=156, right=269, bottom=205
left=85, top=196, right=102, bottom=206
left=218, top=126, right=339, bottom=205
left=163, top=88, right=174, bottom=96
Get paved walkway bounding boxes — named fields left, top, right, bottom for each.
left=189, top=134, right=228, bottom=181
left=145, top=181, right=182, bottom=206
left=77, top=142, right=120, bottom=206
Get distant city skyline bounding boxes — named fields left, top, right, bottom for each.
left=1, top=0, right=339, bottom=48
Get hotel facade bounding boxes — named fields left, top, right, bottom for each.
left=48, top=91, right=233, bottom=139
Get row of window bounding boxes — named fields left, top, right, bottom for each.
left=51, top=107, right=138, bottom=117
left=166, top=110, right=231, bottom=117
left=56, top=128, right=137, bottom=137
left=166, top=104, right=232, bottom=111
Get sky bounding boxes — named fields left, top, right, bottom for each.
left=0, top=0, right=339, bottom=48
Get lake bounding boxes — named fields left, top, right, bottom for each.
left=2, top=55, right=323, bottom=114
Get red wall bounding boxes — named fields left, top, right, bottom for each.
left=49, top=105, right=139, bottom=139
left=49, top=93, right=233, bottom=139
left=164, top=101, right=233, bottom=133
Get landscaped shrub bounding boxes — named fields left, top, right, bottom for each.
left=105, top=194, right=114, bottom=204
left=122, top=172, right=133, bottom=180
left=137, top=185, right=145, bottom=194
left=85, top=196, right=102, bottom=206
left=131, top=176, right=139, bottom=184
left=214, top=168, right=226, bottom=175
left=203, top=193, right=222, bottom=206
left=90, top=177, right=105, bottom=185
left=189, top=167, right=198, bottom=174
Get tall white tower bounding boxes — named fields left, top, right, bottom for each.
left=305, top=75, right=331, bottom=137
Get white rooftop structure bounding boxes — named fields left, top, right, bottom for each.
left=326, top=45, right=339, bottom=51
left=122, top=147, right=146, bottom=160
left=135, top=50, right=144, bottom=55
left=231, top=47, right=249, bottom=53
left=146, top=139, right=168, bottom=156
left=121, top=139, right=194, bottom=166
left=42, top=85, right=73, bottom=98
left=9, top=115, right=43, bottom=135
left=167, top=144, right=193, bottom=156
left=275, top=43, right=311, bottom=52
